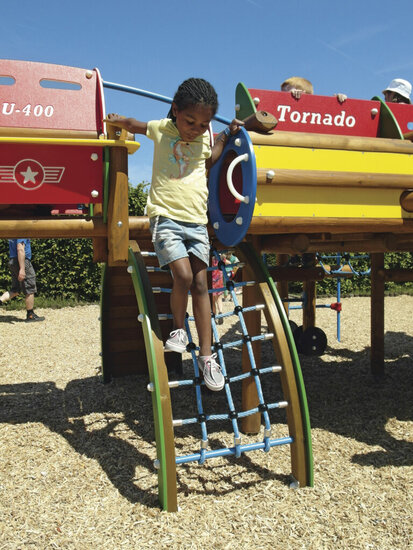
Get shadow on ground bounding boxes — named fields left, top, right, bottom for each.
left=1, top=327, right=411, bottom=506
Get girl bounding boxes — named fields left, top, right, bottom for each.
left=106, top=78, right=242, bottom=391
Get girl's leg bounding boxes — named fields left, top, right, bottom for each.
left=189, top=254, right=212, bottom=357
left=212, top=292, right=218, bottom=315
left=168, top=257, right=193, bottom=329
left=190, top=254, right=225, bottom=391
left=217, top=293, right=223, bottom=315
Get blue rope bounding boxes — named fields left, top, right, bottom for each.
left=149, top=247, right=293, bottom=466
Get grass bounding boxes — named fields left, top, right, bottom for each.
left=2, top=283, right=413, bottom=312
left=1, top=295, right=98, bottom=310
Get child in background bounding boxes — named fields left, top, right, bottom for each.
left=224, top=251, right=240, bottom=300
left=280, top=76, right=313, bottom=99
left=382, top=78, right=412, bottom=104
left=212, top=255, right=225, bottom=324
left=106, top=78, right=242, bottom=392
left=280, top=76, right=347, bottom=103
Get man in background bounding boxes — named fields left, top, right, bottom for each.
left=0, top=238, right=45, bottom=322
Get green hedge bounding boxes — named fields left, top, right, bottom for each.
left=0, top=183, right=148, bottom=303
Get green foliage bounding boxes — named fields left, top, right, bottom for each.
left=129, top=182, right=149, bottom=216
left=34, top=238, right=102, bottom=301
left=0, top=182, right=148, bottom=304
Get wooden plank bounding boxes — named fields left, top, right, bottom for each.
left=258, top=168, right=413, bottom=189
left=105, top=352, right=148, bottom=376
left=249, top=129, right=413, bottom=154
left=108, top=147, right=129, bottom=265
left=106, top=339, right=144, bottom=353
left=260, top=283, right=309, bottom=487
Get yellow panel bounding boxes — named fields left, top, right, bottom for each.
left=254, top=185, right=413, bottom=219
left=254, top=145, right=413, bottom=175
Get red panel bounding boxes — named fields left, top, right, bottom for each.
left=248, top=89, right=380, bottom=137
left=385, top=103, right=413, bottom=135
left=217, top=150, right=242, bottom=215
left=0, top=60, right=104, bottom=134
left=0, top=144, right=103, bottom=204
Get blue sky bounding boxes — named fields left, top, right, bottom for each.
left=2, top=0, right=413, bottom=184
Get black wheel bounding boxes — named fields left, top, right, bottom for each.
left=293, top=325, right=304, bottom=353
left=300, top=327, right=327, bottom=356
left=289, top=319, right=298, bottom=333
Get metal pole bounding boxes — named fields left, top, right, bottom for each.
left=102, top=80, right=231, bottom=125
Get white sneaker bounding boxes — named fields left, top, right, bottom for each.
left=198, top=353, right=225, bottom=391
left=164, top=329, right=188, bottom=353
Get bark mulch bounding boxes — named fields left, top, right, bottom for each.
left=0, top=296, right=412, bottom=549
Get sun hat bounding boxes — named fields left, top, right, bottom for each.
left=382, top=78, right=412, bottom=103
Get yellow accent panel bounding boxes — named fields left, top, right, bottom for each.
left=254, top=145, right=413, bottom=174
left=0, top=136, right=140, bottom=154
left=254, top=185, right=413, bottom=219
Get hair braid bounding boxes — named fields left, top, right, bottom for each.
left=167, top=78, right=218, bottom=120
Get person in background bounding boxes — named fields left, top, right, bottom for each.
left=280, top=76, right=347, bottom=103
left=0, top=239, right=45, bottom=322
left=212, top=254, right=225, bottom=324
left=224, top=251, right=240, bottom=300
left=382, top=78, right=411, bottom=104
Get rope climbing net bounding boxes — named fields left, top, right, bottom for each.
left=147, top=248, right=295, bottom=467
left=129, top=241, right=312, bottom=510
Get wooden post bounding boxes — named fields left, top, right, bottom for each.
left=302, top=254, right=316, bottom=330
left=107, top=146, right=129, bottom=265
left=92, top=202, right=108, bottom=263
left=276, top=253, right=290, bottom=315
left=241, top=237, right=261, bottom=434
left=370, top=253, right=385, bottom=378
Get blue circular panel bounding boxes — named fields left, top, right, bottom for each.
left=208, top=127, right=257, bottom=247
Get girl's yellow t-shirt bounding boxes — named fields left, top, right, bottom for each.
left=146, top=118, right=212, bottom=225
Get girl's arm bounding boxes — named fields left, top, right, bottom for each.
left=105, top=114, right=148, bottom=135
left=207, top=118, right=244, bottom=168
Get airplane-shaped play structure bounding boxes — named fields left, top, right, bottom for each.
left=1, top=60, right=413, bottom=511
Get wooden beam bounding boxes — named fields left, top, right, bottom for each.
left=370, top=253, right=385, bottom=378
left=302, top=254, right=317, bottom=331
left=248, top=216, right=413, bottom=235
left=249, top=130, right=413, bottom=154
left=0, top=216, right=150, bottom=239
left=275, top=253, right=290, bottom=316
left=258, top=168, right=413, bottom=189
left=378, top=268, right=413, bottom=283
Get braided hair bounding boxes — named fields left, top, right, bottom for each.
left=167, top=78, right=218, bottom=121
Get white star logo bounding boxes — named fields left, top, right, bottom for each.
left=20, top=165, right=39, bottom=184
left=0, top=158, right=65, bottom=191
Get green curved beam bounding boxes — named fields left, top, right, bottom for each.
left=127, top=241, right=178, bottom=512
left=371, top=96, right=404, bottom=140
left=236, top=242, right=314, bottom=486
left=235, top=82, right=257, bottom=120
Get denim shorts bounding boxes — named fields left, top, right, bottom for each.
left=149, top=216, right=210, bottom=268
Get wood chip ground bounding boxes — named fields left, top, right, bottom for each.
left=0, top=296, right=412, bottom=549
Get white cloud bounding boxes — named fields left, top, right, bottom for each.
left=331, top=24, right=390, bottom=48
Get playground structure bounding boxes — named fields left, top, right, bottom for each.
left=1, top=59, right=413, bottom=511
